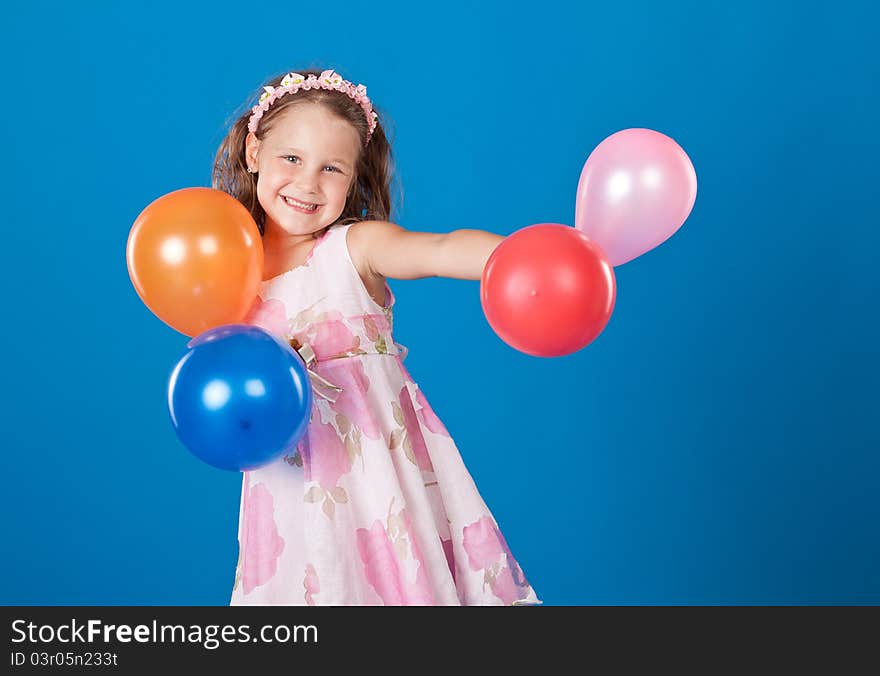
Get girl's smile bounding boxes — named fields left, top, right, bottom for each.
left=281, top=195, right=321, bottom=213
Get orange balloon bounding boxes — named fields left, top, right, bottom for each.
left=126, top=187, right=264, bottom=337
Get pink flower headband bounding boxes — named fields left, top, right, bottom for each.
left=247, top=69, right=378, bottom=144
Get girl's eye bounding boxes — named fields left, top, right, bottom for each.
left=324, top=166, right=340, bottom=173
left=284, top=155, right=300, bottom=163
left=283, top=156, right=341, bottom=173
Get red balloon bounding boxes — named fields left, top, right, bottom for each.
left=480, top=224, right=616, bottom=357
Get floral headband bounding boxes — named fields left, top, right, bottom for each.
left=247, top=69, right=378, bottom=144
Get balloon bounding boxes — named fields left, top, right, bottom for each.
left=480, top=224, right=616, bottom=357
left=575, top=128, right=697, bottom=266
left=167, top=325, right=312, bottom=472
left=127, top=187, right=264, bottom=337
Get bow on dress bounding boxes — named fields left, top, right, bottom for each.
left=289, top=337, right=343, bottom=404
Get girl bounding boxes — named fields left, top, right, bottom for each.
left=213, top=68, right=541, bottom=606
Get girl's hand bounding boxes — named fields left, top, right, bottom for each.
left=349, top=220, right=504, bottom=281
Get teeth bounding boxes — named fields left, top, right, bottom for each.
left=283, top=196, right=317, bottom=211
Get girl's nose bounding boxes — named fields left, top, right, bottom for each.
left=295, top=174, right=319, bottom=195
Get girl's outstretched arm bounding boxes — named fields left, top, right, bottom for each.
left=350, top=220, right=504, bottom=281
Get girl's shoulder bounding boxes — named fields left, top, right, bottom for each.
left=343, top=219, right=396, bottom=276
left=341, top=220, right=393, bottom=308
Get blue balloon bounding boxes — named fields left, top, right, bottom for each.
left=167, top=325, right=313, bottom=471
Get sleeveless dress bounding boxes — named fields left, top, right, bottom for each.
left=229, top=221, right=542, bottom=606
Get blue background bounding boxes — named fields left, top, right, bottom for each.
left=2, top=0, right=877, bottom=605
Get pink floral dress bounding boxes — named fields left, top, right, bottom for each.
left=230, top=222, right=541, bottom=606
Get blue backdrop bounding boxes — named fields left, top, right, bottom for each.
left=2, top=0, right=877, bottom=605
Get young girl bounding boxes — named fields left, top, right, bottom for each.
left=213, top=68, right=542, bottom=606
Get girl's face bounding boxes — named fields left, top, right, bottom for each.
left=245, top=103, right=361, bottom=238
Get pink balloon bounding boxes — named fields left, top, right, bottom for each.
left=575, top=128, right=697, bottom=266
